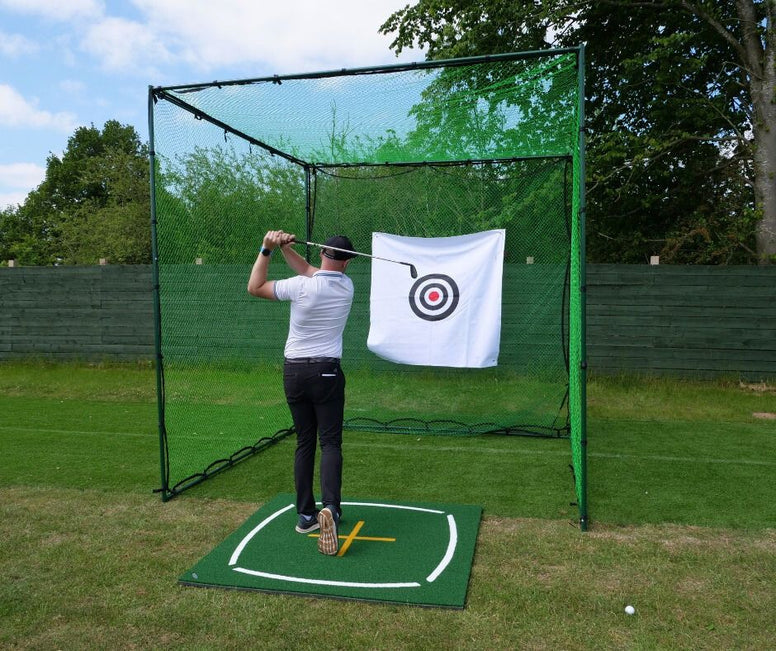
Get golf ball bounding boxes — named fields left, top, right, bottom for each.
left=625, top=605, right=635, bottom=615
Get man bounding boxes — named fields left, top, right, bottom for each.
left=247, top=230, right=356, bottom=556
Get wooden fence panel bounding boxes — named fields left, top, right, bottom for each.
left=0, top=266, right=154, bottom=360
left=1, top=264, right=774, bottom=379
left=586, top=265, right=776, bottom=379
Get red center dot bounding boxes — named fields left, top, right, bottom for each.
left=428, top=291, right=440, bottom=302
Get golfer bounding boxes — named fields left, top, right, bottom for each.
left=247, top=229, right=356, bottom=556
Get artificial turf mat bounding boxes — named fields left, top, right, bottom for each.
left=180, top=493, right=482, bottom=608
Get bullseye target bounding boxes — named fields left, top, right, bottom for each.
left=408, top=274, right=460, bottom=321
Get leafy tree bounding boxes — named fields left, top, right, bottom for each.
left=2, top=120, right=150, bottom=265
left=0, top=202, right=48, bottom=265
left=155, top=146, right=304, bottom=263
left=58, top=144, right=151, bottom=264
left=380, top=0, right=775, bottom=264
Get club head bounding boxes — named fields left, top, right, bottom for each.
left=409, top=264, right=418, bottom=279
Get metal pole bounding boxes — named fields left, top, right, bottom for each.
left=148, top=86, right=169, bottom=501
left=576, top=45, right=589, bottom=531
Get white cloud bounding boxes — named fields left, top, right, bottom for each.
left=3, top=1, right=420, bottom=78
left=0, top=0, right=104, bottom=21
left=2, top=1, right=419, bottom=77
left=0, top=191, right=28, bottom=208
left=0, top=30, right=38, bottom=57
left=0, top=163, right=45, bottom=208
left=91, top=0, right=419, bottom=74
left=0, top=162, right=45, bottom=187
left=81, top=16, right=174, bottom=73
left=0, top=84, right=78, bottom=131
left=59, top=79, right=87, bottom=94
left=53, top=33, right=79, bottom=67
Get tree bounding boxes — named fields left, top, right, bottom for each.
left=0, top=202, right=50, bottom=265
left=2, top=120, right=150, bottom=265
left=57, top=145, right=151, bottom=264
left=156, top=146, right=304, bottom=263
left=380, top=0, right=775, bottom=263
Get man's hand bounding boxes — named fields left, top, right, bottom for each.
left=263, top=230, right=295, bottom=251
left=249, top=230, right=294, bottom=299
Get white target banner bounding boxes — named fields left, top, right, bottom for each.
left=367, top=230, right=505, bottom=368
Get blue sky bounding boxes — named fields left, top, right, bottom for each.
left=0, top=0, right=423, bottom=209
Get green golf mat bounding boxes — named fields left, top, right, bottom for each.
left=180, top=493, right=482, bottom=608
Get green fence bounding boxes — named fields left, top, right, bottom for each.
left=0, top=266, right=153, bottom=360
left=1, top=264, right=774, bottom=379
left=587, top=265, right=776, bottom=379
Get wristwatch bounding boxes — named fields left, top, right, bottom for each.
left=260, top=247, right=273, bottom=257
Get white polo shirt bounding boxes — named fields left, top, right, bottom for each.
left=273, top=271, right=354, bottom=359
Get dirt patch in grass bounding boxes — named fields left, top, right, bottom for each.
left=739, top=381, right=775, bottom=394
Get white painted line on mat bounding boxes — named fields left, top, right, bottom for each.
left=229, top=503, right=295, bottom=566
left=340, top=501, right=444, bottom=514
left=228, top=500, right=457, bottom=589
left=426, top=514, right=457, bottom=583
left=232, top=567, right=420, bottom=589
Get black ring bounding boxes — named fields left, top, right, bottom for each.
left=408, top=274, right=460, bottom=321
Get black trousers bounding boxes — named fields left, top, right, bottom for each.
left=283, top=359, right=345, bottom=517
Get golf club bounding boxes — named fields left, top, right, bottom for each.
left=293, top=238, right=418, bottom=278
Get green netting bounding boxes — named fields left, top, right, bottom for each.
left=157, top=52, right=579, bottom=166
left=149, top=49, right=587, bottom=527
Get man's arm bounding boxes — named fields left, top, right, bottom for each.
left=279, top=242, right=318, bottom=277
left=247, top=244, right=276, bottom=299
left=247, top=230, right=318, bottom=299
left=247, top=230, right=290, bottom=299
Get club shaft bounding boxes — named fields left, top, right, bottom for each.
left=295, top=239, right=416, bottom=274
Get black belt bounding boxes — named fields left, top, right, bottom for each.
left=284, top=357, right=340, bottom=364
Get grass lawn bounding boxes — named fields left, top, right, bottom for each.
left=1, top=362, right=774, bottom=649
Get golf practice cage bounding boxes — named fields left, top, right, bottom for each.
left=148, top=47, right=588, bottom=529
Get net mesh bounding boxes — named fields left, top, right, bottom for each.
left=150, top=49, right=586, bottom=524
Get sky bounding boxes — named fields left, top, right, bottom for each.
left=0, top=0, right=424, bottom=209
